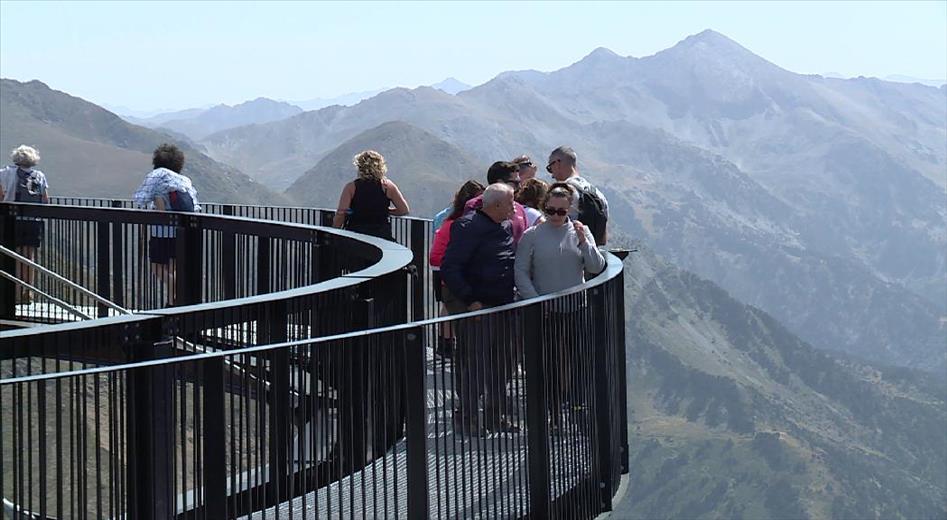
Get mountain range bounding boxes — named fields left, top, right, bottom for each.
left=0, top=79, right=286, bottom=204
left=197, top=30, right=946, bottom=375
left=126, top=97, right=303, bottom=140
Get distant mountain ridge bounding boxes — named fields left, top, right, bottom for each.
left=289, top=88, right=388, bottom=112
left=197, top=33, right=945, bottom=374
left=430, top=77, right=471, bottom=95
left=0, top=79, right=286, bottom=204
left=286, top=121, right=483, bottom=218
left=128, top=97, right=303, bottom=140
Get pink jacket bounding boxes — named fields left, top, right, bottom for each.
left=430, top=217, right=456, bottom=268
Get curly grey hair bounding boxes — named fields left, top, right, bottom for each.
left=10, top=145, right=40, bottom=168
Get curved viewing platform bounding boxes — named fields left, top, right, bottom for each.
left=0, top=199, right=628, bottom=519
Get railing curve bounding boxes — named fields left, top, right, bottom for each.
left=0, top=199, right=628, bottom=519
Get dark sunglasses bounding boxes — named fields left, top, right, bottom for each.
left=543, top=206, right=569, bottom=216
left=545, top=159, right=560, bottom=173
left=518, top=161, right=533, bottom=168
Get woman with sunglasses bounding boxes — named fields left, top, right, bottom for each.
left=514, top=182, right=605, bottom=432
left=514, top=182, right=605, bottom=300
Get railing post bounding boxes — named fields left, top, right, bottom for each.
left=96, top=218, right=110, bottom=317
left=338, top=298, right=372, bottom=474
left=409, top=219, right=427, bottom=321
left=221, top=205, right=237, bottom=300
left=202, top=357, right=227, bottom=518
left=1, top=205, right=16, bottom=320
left=614, top=272, right=630, bottom=475
left=125, top=320, right=173, bottom=520
left=110, top=200, right=125, bottom=309
left=591, top=285, right=615, bottom=512
left=319, top=210, right=334, bottom=227
left=175, top=212, right=203, bottom=306
left=404, top=326, right=429, bottom=518
left=264, top=300, right=290, bottom=503
left=523, top=303, right=551, bottom=518
left=257, top=235, right=271, bottom=295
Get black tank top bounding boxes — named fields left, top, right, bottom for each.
left=347, top=178, right=392, bottom=239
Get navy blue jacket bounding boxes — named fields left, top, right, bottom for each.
left=441, top=210, right=515, bottom=307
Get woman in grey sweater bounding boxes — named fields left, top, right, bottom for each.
left=514, top=183, right=605, bottom=299
left=515, top=182, right=606, bottom=431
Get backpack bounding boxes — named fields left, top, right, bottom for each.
left=168, top=190, right=195, bottom=212
left=575, top=184, right=608, bottom=245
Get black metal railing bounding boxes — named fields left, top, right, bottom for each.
left=46, top=197, right=437, bottom=324
left=0, top=199, right=627, bottom=519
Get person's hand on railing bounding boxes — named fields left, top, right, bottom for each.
left=467, top=301, right=483, bottom=312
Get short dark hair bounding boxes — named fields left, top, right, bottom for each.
left=487, top=161, right=518, bottom=184
left=152, top=143, right=185, bottom=173
left=549, top=146, right=577, bottom=168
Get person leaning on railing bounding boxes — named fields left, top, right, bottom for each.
left=514, top=182, right=605, bottom=432
left=132, top=143, right=201, bottom=307
left=440, top=182, right=519, bottom=436
left=332, top=150, right=410, bottom=241
left=0, top=145, right=51, bottom=305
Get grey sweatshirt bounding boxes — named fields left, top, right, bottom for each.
left=514, top=220, right=606, bottom=298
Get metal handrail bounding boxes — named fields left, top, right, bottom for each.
left=0, top=199, right=629, bottom=519
left=49, top=196, right=437, bottom=224
left=0, top=270, right=92, bottom=320
left=1, top=251, right=623, bottom=383
left=0, top=244, right=131, bottom=315
left=0, top=202, right=414, bottom=349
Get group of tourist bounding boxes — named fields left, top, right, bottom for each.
left=4, top=141, right=609, bottom=436
left=422, top=147, right=609, bottom=435
left=327, top=144, right=610, bottom=435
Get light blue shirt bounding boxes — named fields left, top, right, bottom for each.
left=432, top=204, right=452, bottom=234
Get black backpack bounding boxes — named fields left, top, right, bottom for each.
left=168, top=190, right=195, bottom=212
left=575, top=184, right=608, bottom=245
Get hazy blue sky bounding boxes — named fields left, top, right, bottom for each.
left=1, top=1, right=944, bottom=111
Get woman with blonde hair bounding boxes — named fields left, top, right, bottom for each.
left=332, top=150, right=410, bottom=240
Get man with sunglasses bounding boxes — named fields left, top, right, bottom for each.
left=512, top=155, right=538, bottom=181
left=546, top=146, right=609, bottom=245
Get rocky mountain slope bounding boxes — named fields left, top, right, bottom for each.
left=0, top=79, right=285, bottom=204
left=614, top=246, right=946, bottom=519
